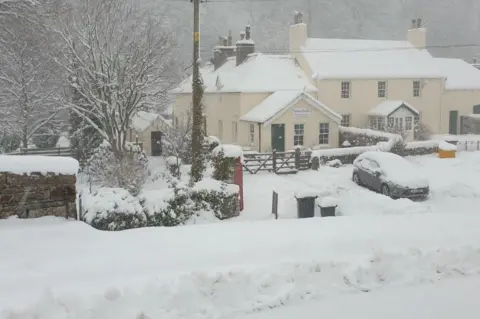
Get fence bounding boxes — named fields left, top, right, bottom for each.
left=455, top=140, right=480, bottom=152
left=9, top=147, right=74, bottom=157
left=242, top=148, right=311, bottom=174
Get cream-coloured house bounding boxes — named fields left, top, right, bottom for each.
left=127, top=111, right=171, bottom=156
left=172, top=16, right=480, bottom=150
left=172, top=28, right=341, bottom=152
left=289, top=13, right=480, bottom=136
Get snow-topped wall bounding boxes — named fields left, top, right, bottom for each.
left=0, top=156, right=78, bottom=220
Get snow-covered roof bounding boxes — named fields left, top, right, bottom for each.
left=0, top=155, right=79, bottom=175
left=434, top=58, right=480, bottom=90
left=240, top=91, right=341, bottom=125
left=131, top=111, right=168, bottom=132
left=301, top=38, right=444, bottom=80
left=368, top=100, right=419, bottom=116
left=172, top=53, right=317, bottom=94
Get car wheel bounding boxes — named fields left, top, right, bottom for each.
left=353, top=172, right=361, bottom=185
left=381, top=184, right=391, bottom=197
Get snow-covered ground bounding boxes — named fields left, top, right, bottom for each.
left=238, top=276, right=480, bottom=319
left=240, top=152, right=480, bottom=220
left=2, top=213, right=480, bottom=318
left=3, top=152, right=480, bottom=318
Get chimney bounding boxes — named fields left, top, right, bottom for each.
left=289, top=11, right=307, bottom=53
left=236, top=25, right=255, bottom=66
left=407, top=17, right=426, bottom=49
left=213, top=33, right=236, bottom=70
left=474, top=58, right=477, bottom=64
left=227, top=30, right=232, bottom=46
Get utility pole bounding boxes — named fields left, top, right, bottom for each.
left=189, top=0, right=205, bottom=184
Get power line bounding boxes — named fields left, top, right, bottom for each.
left=198, top=43, right=480, bottom=54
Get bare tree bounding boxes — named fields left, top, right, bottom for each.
left=162, top=112, right=193, bottom=173
left=0, top=1, right=63, bottom=149
left=51, top=0, right=177, bottom=158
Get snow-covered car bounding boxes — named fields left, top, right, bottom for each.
left=352, top=151, right=429, bottom=199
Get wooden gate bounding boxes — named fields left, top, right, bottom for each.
left=242, top=148, right=311, bottom=174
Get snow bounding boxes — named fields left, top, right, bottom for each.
left=294, top=190, right=318, bottom=198
left=212, top=144, right=243, bottom=158
left=434, top=58, right=480, bottom=90
left=240, top=91, right=341, bottom=124
left=131, top=111, right=166, bottom=132
left=172, top=54, right=317, bottom=93
left=4, top=213, right=480, bottom=317
left=312, top=145, right=377, bottom=158
left=193, top=178, right=239, bottom=194
left=166, top=156, right=180, bottom=166
left=82, top=188, right=144, bottom=223
left=368, top=100, right=419, bottom=116
left=431, top=134, right=480, bottom=142
left=320, top=196, right=338, bottom=207
left=236, top=39, right=255, bottom=45
left=55, top=135, right=70, bottom=148
left=326, top=159, right=342, bottom=167
left=339, top=126, right=397, bottom=139
left=438, top=140, right=457, bottom=151
left=355, top=151, right=429, bottom=188
left=405, top=140, right=439, bottom=149
left=205, top=135, right=221, bottom=146
left=0, top=155, right=79, bottom=175
left=238, top=277, right=480, bottom=319
left=342, top=140, right=351, bottom=147
left=301, top=38, right=444, bottom=79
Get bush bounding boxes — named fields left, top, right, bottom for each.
left=32, top=125, right=60, bottom=149
left=192, top=179, right=239, bottom=220
left=339, top=126, right=394, bottom=147
left=0, top=134, right=20, bottom=153
left=414, top=122, right=433, bottom=141
left=86, top=141, right=149, bottom=196
left=81, top=188, right=147, bottom=231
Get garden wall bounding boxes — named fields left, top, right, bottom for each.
left=0, top=156, right=78, bottom=219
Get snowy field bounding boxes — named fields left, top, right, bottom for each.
left=2, top=152, right=480, bottom=318
left=240, top=151, right=480, bottom=220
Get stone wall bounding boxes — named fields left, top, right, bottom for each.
left=0, top=172, right=76, bottom=219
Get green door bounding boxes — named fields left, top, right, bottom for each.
left=271, top=124, right=285, bottom=152
left=449, top=111, right=458, bottom=135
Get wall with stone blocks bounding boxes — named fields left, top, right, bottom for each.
left=0, top=172, right=76, bottom=219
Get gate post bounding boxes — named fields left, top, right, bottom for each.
left=234, top=156, right=244, bottom=212
left=295, top=147, right=301, bottom=170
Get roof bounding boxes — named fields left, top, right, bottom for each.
left=368, top=100, right=419, bottom=116
left=131, top=111, right=169, bottom=132
left=172, top=53, right=317, bottom=94
left=434, top=58, right=480, bottom=90
left=301, top=38, right=444, bottom=80
left=240, top=91, right=341, bottom=125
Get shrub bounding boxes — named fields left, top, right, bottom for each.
left=414, top=122, right=433, bottom=141
left=82, top=188, right=147, bottom=231
left=32, top=125, right=60, bottom=149
left=86, top=141, right=149, bottom=196
left=339, top=126, right=395, bottom=147
left=0, top=134, right=20, bottom=153
left=192, top=178, right=239, bottom=220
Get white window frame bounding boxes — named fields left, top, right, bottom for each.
left=378, top=81, right=387, bottom=98
left=387, top=116, right=395, bottom=128
left=369, top=116, right=378, bottom=130
left=406, top=116, right=413, bottom=130
left=232, top=122, right=238, bottom=142
left=413, top=80, right=421, bottom=97
left=249, top=124, right=255, bottom=143
left=341, top=114, right=351, bottom=127
left=218, top=120, right=223, bottom=139
left=341, top=81, right=351, bottom=99
left=294, top=124, right=305, bottom=146
left=394, top=117, right=404, bottom=129
left=319, top=123, right=330, bottom=145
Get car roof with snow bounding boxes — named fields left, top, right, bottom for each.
left=355, top=151, right=415, bottom=170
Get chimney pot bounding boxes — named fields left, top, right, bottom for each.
left=228, top=30, right=232, bottom=46
left=474, top=58, right=478, bottom=64
left=245, top=25, right=251, bottom=40
left=417, top=18, right=422, bottom=28
left=411, top=19, right=416, bottom=28
left=223, top=38, right=228, bottom=46
left=240, top=31, right=245, bottom=40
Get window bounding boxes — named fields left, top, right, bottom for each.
left=395, top=117, right=403, bottom=129
left=387, top=117, right=394, bottom=128
left=319, top=123, right=329, bottom=145
left=249, top=124, right=255, bottom=143
left=369, top=117, right=378, bottom=130
left=294, top=124, right=304, bottom=146
left=341, top=81, right=351, bottom=99
left=406, top=116, right=413, bottom=130
left=413, top=80, right=421, bottom=97
left=341, top=114, right=351, bottom=127
left=378, top=117, right=385, bottom=130
left=378, top=81, right=387, bottom=98
left=414, top=114, right=420, bottom=125
left=232, top=122, right=237, bottom=142
left=218, top=120, right=223, bottom=139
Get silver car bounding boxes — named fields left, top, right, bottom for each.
left=352, top=151, right=429, bottom=199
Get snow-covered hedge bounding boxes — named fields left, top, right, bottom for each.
left=82, top=179, right=240, bottom=230
left=404, top=140, right=439, bottom=156
left=82, top=188, right=147, bottom=231
left=339, top=126, right=398, bottom=147
left=192, top=179, right=239, bottom=220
